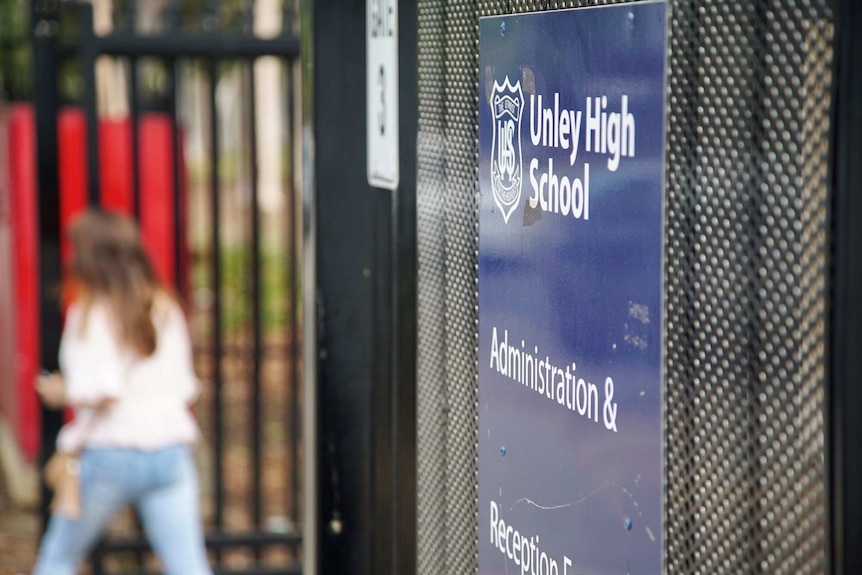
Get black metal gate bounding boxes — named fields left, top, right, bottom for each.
left=411, top=0, right=859, bottom=574
left=30, top=1, right=303, bottom=573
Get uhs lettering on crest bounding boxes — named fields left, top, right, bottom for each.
left=490, top=77, right=525, bottom=224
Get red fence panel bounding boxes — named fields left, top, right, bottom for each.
left=0, top=105, right=184, bottom=461
left=58, top=108, right=88, bottom=267
left=0, top=105, right=40, bottom=461
left=139, top=114, right=177, bottom=287
left=0, top=109, right=20, bottom=455
left=99, top=118, right=133, bottom=215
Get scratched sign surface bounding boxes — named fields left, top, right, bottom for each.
left=478, top=4, right=667, bottom=574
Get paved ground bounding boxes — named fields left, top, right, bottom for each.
left=0, top=469, right=39, bottom=575
left=0, top=322, right=301, bottom=575
left=0, top=332, right=300, bottom=574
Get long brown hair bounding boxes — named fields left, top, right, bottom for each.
left=67, top=209, right=160, bottom=357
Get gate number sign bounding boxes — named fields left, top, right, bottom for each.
left=367, top=0, right=399, bottom=191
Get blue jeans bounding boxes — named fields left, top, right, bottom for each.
left=33, top=445, right=212, bottom=575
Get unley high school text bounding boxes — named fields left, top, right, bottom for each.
left=526, top=92, right=636, bottom=220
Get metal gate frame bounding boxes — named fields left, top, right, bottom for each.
left=30, top=2, right=304, bottom=573
left=302, top=0, right=419, bottom=573
left=414, top=1, right=862, bottom=574
left=828, top=0, right=862, bottom=572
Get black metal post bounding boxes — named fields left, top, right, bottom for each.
left=371, top=193, right=395, bottom=575
left=168, top=58, right=183, bottom=297
left=90, top=33, right=299, bottom=59
left=313, top=2, right=374, bottom=571
left=240, top=47, right=278, bottom=542
left=286, top=57, right=300, bottom=527
left=129, top=56, right=141, bottom=219
left=166, top=0, right=183, bottom=301
left=31, top=0, right=64, bottom=533
left=393, top=1, right=418, bottom=570
left=312, top=0, right=419, bottom=571
left=128, top=0, right=140, bottom=219
left=125, top=9, right=146, bottom=569
left=79, top=2, right=100, bottom=207
left=248, top=59, right=264, bottom=535
left=101, top=529, right=302, bottom=551
left=830, top=0, right=862, bottom=573
left=209, top=58, right=225, bottom=534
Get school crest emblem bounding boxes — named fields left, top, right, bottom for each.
left=490, top=77, right=525, bottom=224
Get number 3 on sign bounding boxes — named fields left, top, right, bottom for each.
left=378, top=65, right=385, bottom=136
left=367, top=0, right=399, bottom=190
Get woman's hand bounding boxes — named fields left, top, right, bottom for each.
left=37, top=372, right=67, bottom=409
left=37, top=372, right=117, bottom=410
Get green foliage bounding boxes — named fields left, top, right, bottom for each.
left=193, top=244, right=297, bottom=336
left=0, top=0, right=28, bottom=41
left=0, top=0, right=31, bottom=101
left=177, top=0, right=254, bottom=31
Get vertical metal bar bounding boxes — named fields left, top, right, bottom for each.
left=370, top=192, right=395, bottom=575
left=31, top=0, right=63, bottom=532
left=830, top=1, right=862, bottom=573
left=283, top=0, right=291, bottom=35
left=124, top=9, right=145, bottom=566
left=130, top=16, right=145, bottom=575
left=209, top=58, right=225, bottom=533
left=165, top=3, right=182, bottom=297
left=130, top=56, right=141, bottom=219
left=92, top=549, right=106, bottom=575
left=286, top=56, right=300, bottom=526
left=300, top=0, right=318, bottom=567
left=392, top=1, right=418, bottom=570
left=80, top=2, right=101, bottom=206
left=204, top=5, right=224, bottom=558
left=63, top=3, right=115, bottom=570
left=128, top=0, right=140, bottom=219
left=168, top=58, right=183, bottom=296
left=248, top=59, right=264, bottom=535
left=0, top=35, right=6, bottom=100
left=129, top=71, right=146, bottom=575
left=240, top=1, right=264, bottom=544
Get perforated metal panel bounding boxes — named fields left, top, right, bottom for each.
left=416, top=1, right=833, bottom=573
left=416, top=0, right=450, bottom=572
left=416, top=0, right=482, bottom=571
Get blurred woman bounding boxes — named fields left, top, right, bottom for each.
left=32, top=209, right=212, bottom=575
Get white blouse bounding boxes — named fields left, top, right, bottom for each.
left=56, top=293, right=201, bottom=453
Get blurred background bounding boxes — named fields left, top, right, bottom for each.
left=0, top=1, right=304, bottom=573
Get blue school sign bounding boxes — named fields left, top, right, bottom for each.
left=478, top=3, right=667, bottom=574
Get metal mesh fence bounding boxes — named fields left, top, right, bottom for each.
left=416, top=0, right=833, bottom=573
left=416, top=0, right=450, bottom=572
